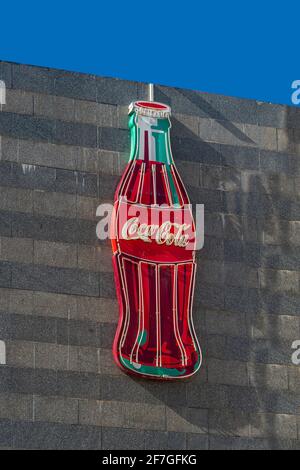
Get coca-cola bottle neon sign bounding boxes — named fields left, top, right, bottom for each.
left=110, top=100, right=202, bottom=380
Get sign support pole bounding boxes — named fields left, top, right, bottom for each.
left=149, top=83, right=154, bottom=102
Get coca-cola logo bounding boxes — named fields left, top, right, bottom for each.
left=121, top=217, right=191, bottom=248
left=95, top=201, right=204, bottom=252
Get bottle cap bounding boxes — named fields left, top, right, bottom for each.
left=129, top=101, right=171, bottom=118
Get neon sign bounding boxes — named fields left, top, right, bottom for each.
left=110, top=101, right=202, bottom=379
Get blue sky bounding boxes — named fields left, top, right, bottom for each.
left=0, top=1, right=298, bottom=105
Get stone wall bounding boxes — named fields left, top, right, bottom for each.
left=0, top=60, right=300, bottom=449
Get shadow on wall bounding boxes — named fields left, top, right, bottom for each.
left=116, top=86, right=299, bottom=449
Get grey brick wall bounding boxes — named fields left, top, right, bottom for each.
left=0, top=60, right=300, bottom=450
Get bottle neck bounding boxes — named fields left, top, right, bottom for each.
left=129, top=113, right=173, bottom=165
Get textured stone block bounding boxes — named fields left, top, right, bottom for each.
left=277, top=128, right=296, bottom=154
left=173, top=138, right=221, bottom=166
left=5, top=162, right=56, bottom=194
left=188, top=187, right=222, bottom=213
left=6, top=341, right=34, bottom=367
left=33, top=368, right=58, bottom=396
left=52, top=167, right=77, bottom=194
left=257, top=102, right=288, bottom=128
left=97, top=323, right=115, bottom=350
left=18, top=139, right=78, bottom=170
left=0, top=236, right=33, bottom=264
left=101, top=375, right=146, bottom=404
left=5, top=89, right=34, bottom=115
left=287, top=367, right=300, bottom=393
left=249, top=314, right=300, bottom=340
left=34, top=94, right=75, bottom=121
left=187, top=383, right=228, bottom=410
left=77, top=171, right=98, bottom=197
left=6, top=367, right=56, bottom=396
left=99, top=272, right=115, bottom=299
left=0, top=112, right=55, bottom=142
left=0, top=210, right=11, bottom=237
left=57, top=370, right=100, bottom=399
left=260, top=150, right=298, bottom=175
left=259, top=290, right=300, bottom=316
left=0, top=261, right=11, bottom=288
left=259, top=269, right=299, bottom=293
left=97, top=103, right=119, bottom=128
left=12, top=420, right=101, bottom=449
left=209, top=409, right=250, bottom=437
left=58, top=318, right=98, bottom=348
left=224, top=286, right=260, bottom=315
left=207, top=359, right=248, bottom=386
left=79, top=148, right=120, bottom=175
left=166, top=407, right=208, bottom=434
left=0, top=393, right=32, bottom=421
left=5, top=288, right=33, bottom=315
left=11, top=263, right=99, bottom=297
left=78, top=399, right=102, bottom=426
left=224, top=262, right=259, bottom=288
left=0, top=186, right=33, bottom=213
left=200, top=164, right=223, bottom=190
left=241, top=171, right=296, bottom=199
left=33, top=190, right=76, bottom=219
left=74, top=296, right=118, bottom=324
left=250, top=413, right=297, bottom=439
left=199, top=118, right=252, bottom=147
left=225, top=385, right=260, bottom=413
left=289, top=221, right=300, bottom=246
left=35, top=342, right=69, bottom=370
left=143, top=431, right=169, bottom=450
left=286, top=106, right=300, bottom=129
left=101, top=400, right=166, bottom=431
left=34, top=395, right=78, bottom=425
left=205, top=309, right=247, bottom=337
left=167, top=432, right=187, bottom=450
left=98, top=126, right=129, bottom=153
left=220, top=144, right=259, bottom=170
left=55, top=73, right=97, bottom=102
left=0, top=419, right=12, bottom=447
left=294, top=128, right=300, bottom=156
left=55, top=120, right=97, bottom=148
left=12, top=64, right=55, bottom=94
left=248, top=363, right=288, bottom=390
left=186, top=434, right=209, bottom=450
left=34, top=240, right=77, bottom=269
left=171, top=113, right=200, bottom=139
left=209, top=436, right=249, bottom=450
left=77, top=245, right=113, bottom=273
left=96, top=77, right=139, bottom=106
left=0, top=61, right=12, bottom=88
left=175, top=160, right=200, bottom=187
left=102, top=426, right=144, bottom=450
left=74, top=100, right=97, bottom=125
left=33, top=290, right=76, bottom=318
left=200, top=260, right=224, bottom=285
left=243, top=124, right=277, bottom=151
left=198, top=236, right=224, bottom=261
left=76, top=195, right=99, bottom=220
left=5, top=313, right=56, bottom=343
left=99, top=349, right=121, bottom=376
left=69, top=346, right=99, bottom=373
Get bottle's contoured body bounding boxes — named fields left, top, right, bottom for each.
left=111, top=101, right=202, bottom=379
